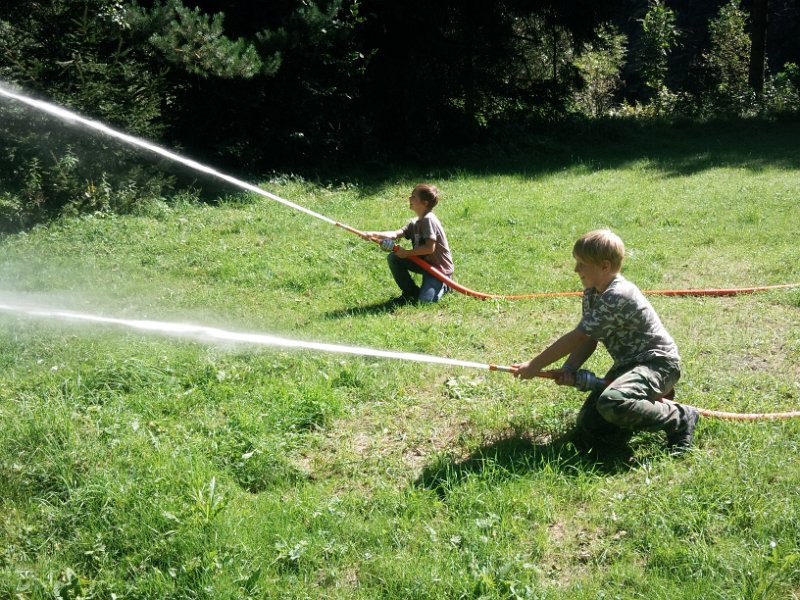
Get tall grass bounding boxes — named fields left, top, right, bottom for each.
left=1, top=118, right=799, bottom=598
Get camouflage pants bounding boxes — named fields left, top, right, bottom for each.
left=574, top=358, right=687, bottom=448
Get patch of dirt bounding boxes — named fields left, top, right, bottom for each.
left=540, top=516, right=629, bottom=588
left=297, top=394, right=476, bottom=489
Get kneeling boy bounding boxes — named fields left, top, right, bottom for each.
left=513, top=229, right=699, bottom=454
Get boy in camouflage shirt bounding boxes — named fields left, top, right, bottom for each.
left=513, top=229, right=699, bottom=455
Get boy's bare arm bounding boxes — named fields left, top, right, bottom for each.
left=360, top=228, right=405, bottom=241
left=563, top=338, right=598, bottom=372
left=512, top=328, right=593, bottom=380
left=554, top=338, right=598, bottom=385
left=395, top=239, right=435, bottom=259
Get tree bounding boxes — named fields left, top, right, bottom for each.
left=0, top=0, right=264, bottom=228
left=637, top=0, right=680, bottom=96
left=703, top=0, right=752, bottom=112
left=573, top=23, right=627, bottom=118
left=748, top=0, right=768, bottom=92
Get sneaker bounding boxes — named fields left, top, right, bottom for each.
left=667, top=406, right=700, bottom=455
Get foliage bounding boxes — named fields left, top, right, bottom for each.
left=245, top=0, right=368, bottom=160
left=1, top=0, right=800, bottom=229
left=0, top=0, right=167, bottom=136
left=702, top=0, right=753, bottom=114
left=762, top=62, right=800, bottom=114
left=615, top=87, right=694, bottom=119
left=0, top=0, right=263, bottom=231
left=505, top=11, right=579, bottom=121
left=0, top=100, right=177, bottom=231
left=637, top=0, right=680, bottom=100
left=140, top=0, right=265, bottom=78
left=573, top=23, right=627, bottom=118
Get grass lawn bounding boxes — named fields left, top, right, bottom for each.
left=1, top=118, right=800, bottom=598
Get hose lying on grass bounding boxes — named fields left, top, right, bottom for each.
left=402, top=255, right=800, bottom=300
left=339, top=224, right=800, bottom=300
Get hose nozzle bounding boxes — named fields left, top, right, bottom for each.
left=574, top=369, right=607, bottom=392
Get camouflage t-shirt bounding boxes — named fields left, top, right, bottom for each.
left=400, top=212, right=454, bottom=275
left=577, top=274, right=680, bottom=368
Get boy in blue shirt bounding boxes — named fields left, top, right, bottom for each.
left=513, top=229, right=699, bottom=455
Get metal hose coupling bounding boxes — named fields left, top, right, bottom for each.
left=380, top=238, right=396, bottom=251
left=574, top=369, right=607, bottom=392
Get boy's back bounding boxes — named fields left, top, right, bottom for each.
left=578, top=274, right=680, bottom=369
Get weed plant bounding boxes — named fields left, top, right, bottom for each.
left=1, top=119, right=799, bottom=598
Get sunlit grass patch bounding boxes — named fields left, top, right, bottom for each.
left=1, top=120, right=800, bottom=597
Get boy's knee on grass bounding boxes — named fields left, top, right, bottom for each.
left=595, top=388, right=633, bottom=427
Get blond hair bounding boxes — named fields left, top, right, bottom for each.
left=573, top=229, right=625, bottom=271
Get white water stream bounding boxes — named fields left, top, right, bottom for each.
left=0, top=303, right=500, bottom=371
left=0, top=84, right=507, bottom=373
left=0, top=84, right=337, bottom=225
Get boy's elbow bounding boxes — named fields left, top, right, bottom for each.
left=572, top=328, right=592, bottom=343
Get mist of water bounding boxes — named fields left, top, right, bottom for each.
left=0, top=302, right=503, bottom=372
left=0, top=85, right=510, bottom=373
left=0, top=83, right=337, bottom=226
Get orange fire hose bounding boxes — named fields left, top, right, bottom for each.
left=338, top=222, right=800, bottom=300
left=404, top=255, right=800, bottom=300
left=340, top=224, right=800, bottom=421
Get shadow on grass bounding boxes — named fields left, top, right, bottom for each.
left=322, top=296, right=415, bottom=319
left=414, top=428, right=635, bottom=497
left=321, top=115, right=800, bottom=194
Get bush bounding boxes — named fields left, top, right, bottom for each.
left=762, top=63, right=800, bottom=114
left=573, top=23, right=628, bottom=118
left=0, top=112, right=178, bottom=233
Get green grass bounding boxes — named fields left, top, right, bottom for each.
left=1, top=118, right=800, bottom=598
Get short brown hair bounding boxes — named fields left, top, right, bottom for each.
left=573, top=229, right=625, bottom=271
left=413, top=183, right=440, bottom=209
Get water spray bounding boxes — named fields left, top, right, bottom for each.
left=2, top=302, right=798, bottom=420
left=0, top=302, right=510, bottom=372
left=1, top=86, right=799, bottom=420
left=0, top=84, right=337, bottom=227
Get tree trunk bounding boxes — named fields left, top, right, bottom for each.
left=748, top=0, right=768, bottom=92
left=552, top=23, right=558, bottom=82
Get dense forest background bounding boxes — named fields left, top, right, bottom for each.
left=1, top=0, right=799, bottom=230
